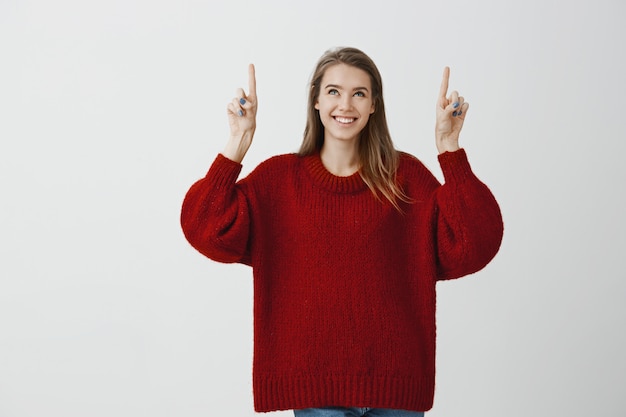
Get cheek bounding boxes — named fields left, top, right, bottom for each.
left=362, top=102, right=375, bottom=117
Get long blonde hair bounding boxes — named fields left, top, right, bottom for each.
left=298, top=47, right=409, bottom=210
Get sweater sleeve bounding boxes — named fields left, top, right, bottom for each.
left=434, top=149, right=503, bottom=280
left=180, top=154, right=252, bottom=265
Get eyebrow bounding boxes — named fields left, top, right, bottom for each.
left=324, top=84, right=370, bottom=92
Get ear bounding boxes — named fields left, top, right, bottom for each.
left=315, top=101, right=320, bottom=110
left=370, top=103, right=375, bottom=114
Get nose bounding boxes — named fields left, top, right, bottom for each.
left=338, top=95, right=353, bottom=110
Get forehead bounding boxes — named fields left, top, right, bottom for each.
left=321, top=63, right=371, bottom=89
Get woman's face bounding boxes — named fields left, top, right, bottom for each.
left=315, top=63, right=375, bottom=146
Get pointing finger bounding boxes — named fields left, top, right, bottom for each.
left=248, top=63, right=256, bottom=99
left=439, top=66, right=450, bottom=99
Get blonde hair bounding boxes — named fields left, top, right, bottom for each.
left=298, top=47, right=409, bottom=210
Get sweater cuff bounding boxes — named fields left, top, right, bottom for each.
left=437, top=148, right=473, bottom=184
left=205, top=153, right=244, bottom=189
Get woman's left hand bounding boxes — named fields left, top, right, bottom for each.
left=435, top=66, right=469, bottom=154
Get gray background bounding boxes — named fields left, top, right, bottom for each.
left=1, top=0, right=624, bottom=416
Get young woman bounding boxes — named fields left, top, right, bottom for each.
left=180, top=47, right=503, bottom=416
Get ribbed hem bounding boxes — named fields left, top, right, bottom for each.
left=302, top=153, right=368, bottom=194
left=207, top=153, right=243, bottom=189
left=253, top=374, right=434, bottom=413
left=437, top=148, right=473, bottom=184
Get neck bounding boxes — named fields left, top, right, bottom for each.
left=320, top=139, right=360, bottom=176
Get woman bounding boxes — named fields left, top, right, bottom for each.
left=181, top=47, right=503, bottom=415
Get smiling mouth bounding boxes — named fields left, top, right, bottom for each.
left=334, top=116, right=356, bottom=124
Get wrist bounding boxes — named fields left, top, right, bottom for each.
left=223, top=131, right=254, bottom=163
left=436, top=141, right=460, bottom=155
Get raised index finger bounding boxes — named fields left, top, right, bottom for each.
left=439, top=66, right=450, bottom=99
left=248, top=63, right=256, bottom=99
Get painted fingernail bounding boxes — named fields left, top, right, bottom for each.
left=239, top=98, right=246, bottom=105
left=453, top=102, right=460, bottom=109
left=452, top=111, right=458, bottom=117
left=237, top=109, right=244, bottom=116
left=458, top=110, right=462, bottom=116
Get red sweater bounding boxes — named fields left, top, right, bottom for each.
left=180, top=149, right=503, bottom=412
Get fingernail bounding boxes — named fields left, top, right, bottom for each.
left=237, top=110, right=244, bottom=116
left=453, top=102, right=460, bottom=109
left=239, top=98, right=246, bottom=105
left=452, top=111, right=458, bottom=117
left=458, top=110, right=462, bottom=116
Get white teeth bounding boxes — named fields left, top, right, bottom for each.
left=334, top=116, right=355, bottom=124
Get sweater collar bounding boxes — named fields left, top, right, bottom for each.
left=302, top=153, right=368, bottom=194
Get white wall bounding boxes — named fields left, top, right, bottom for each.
left=1, top=0, right=624, bottom=416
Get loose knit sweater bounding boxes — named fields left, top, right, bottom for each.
left=180, top=148, right=503, bottom=412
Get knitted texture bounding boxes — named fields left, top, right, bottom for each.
left=180, top=149, right=503, bottom=412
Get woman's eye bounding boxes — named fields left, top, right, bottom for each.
left=354, top=91, right=365, bottom=97
left=328, top=89, right=339, bottom=95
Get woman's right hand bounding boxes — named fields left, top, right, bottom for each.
left=223, top=64, right=257, bottom=163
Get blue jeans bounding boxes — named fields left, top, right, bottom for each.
left=294, top=407, right=425, bottom=417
